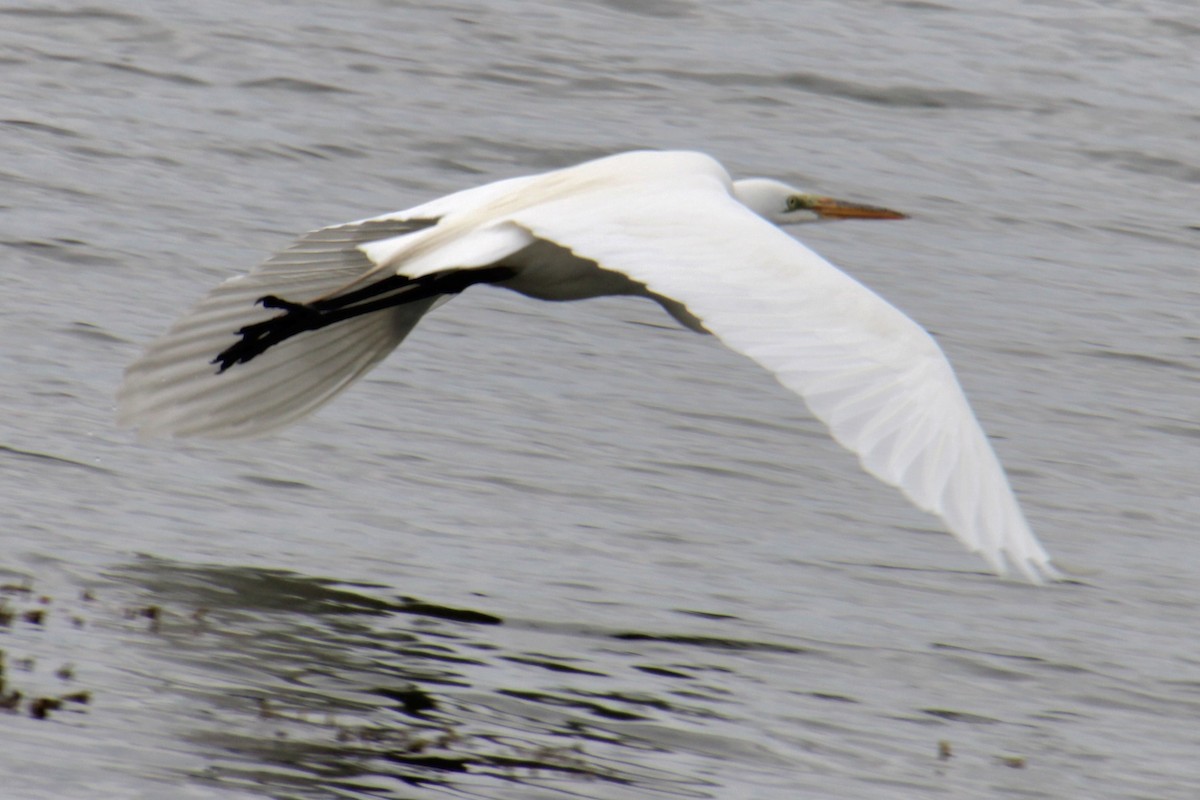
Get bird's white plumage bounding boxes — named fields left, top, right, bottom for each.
left=118, top=150, right=1058, bottom=581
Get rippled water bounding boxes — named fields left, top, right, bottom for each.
left=3, top=1, right=1200, bottom=798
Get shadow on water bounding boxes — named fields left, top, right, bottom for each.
left=108, top=557, right=801, bottom=799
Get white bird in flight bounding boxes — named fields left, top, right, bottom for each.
left=118, top=150, right=1058, bottom=582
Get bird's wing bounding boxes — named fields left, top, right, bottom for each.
left=510, top=183, right=1057, bottom=581
left=117, top=218, right=442, bottom=438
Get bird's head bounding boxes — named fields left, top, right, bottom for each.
left=733, top=178, right=907, bottom=226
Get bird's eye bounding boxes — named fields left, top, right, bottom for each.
left=786, top=195, right=808, bottom=212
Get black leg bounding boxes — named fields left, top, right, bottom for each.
left=212, top=266, right=516, bottom=373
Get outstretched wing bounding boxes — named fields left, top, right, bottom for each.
left=117, top=218, right=440, bottom=438
left=510, top=178, right=1057, bottom=581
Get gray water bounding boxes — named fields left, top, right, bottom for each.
left=3, top=1, right=1199, bottom=797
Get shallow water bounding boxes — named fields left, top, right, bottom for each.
left=3, top=1, right=1200, bottom=798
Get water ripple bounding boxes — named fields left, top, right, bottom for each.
left=653, top=68, right=1017, bottom=109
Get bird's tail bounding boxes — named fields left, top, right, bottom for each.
left=117, top=219, right=438, bottom=439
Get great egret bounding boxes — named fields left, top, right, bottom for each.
left=118, top=150, right=1058, bottom=582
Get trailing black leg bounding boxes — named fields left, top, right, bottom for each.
left=213, top=266, right=516, bottom=373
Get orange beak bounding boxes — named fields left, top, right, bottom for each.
left=808, top=196, right=907, bottom=220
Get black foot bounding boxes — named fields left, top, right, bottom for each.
left=210, top=266, right=518, bottom=374
left=212, top=295, right=323, bottom=373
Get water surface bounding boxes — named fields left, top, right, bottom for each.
left=3, top=1, right=1199, bottom=798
